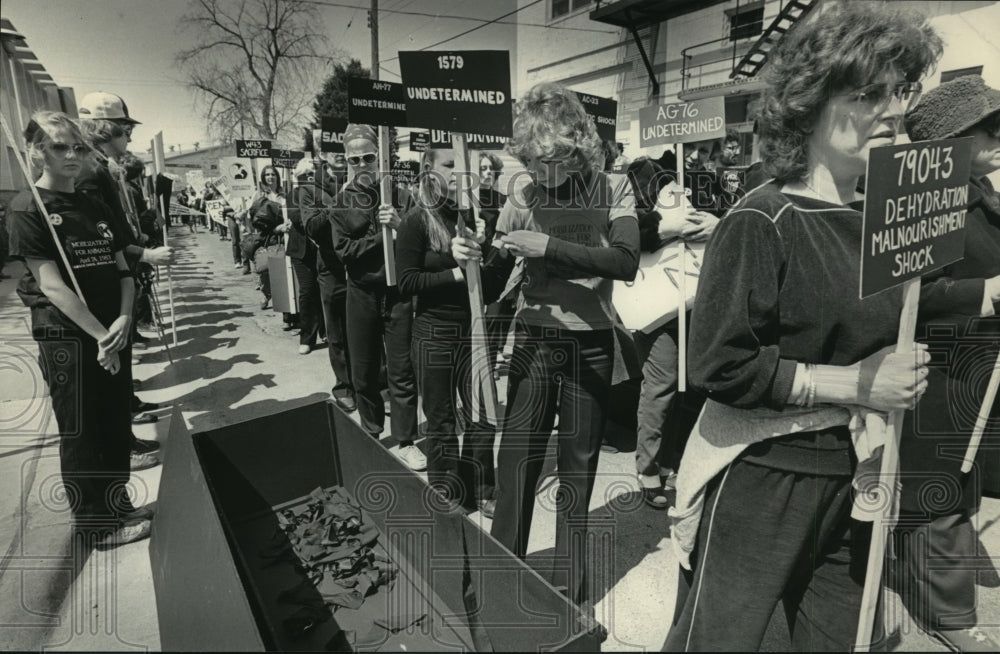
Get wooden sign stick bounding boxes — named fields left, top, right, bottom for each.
left=854, top=277, right=921, bottom=651
left=378, top=125, right=397, bottom=286
left=152, top=135, right=179, bottom=347
left=281, top=169, right=297, bottom=314
left=961, top=351, right=1000, bottom=473
left=452, top=133, right=499, bottom=425
left=677, top=145, right=687, bottom=393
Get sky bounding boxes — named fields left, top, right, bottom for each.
left=4, top=0, right=519, bottom=154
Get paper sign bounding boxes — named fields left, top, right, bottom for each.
left=575, top=92, right=618, bottom=142
left=639, top=98, right=726, bottom=147
left=205, top=199, right=227, bottom=226
left=399, top=50, right=513, bottom=137
left=347, top=78, right=408, bottom=127
left=320, top=117, right=348, bottom=153
left=218, top=156, right=256, bottom=199
left=860, top=137, right=972, bottom=298
left=270, top=148, right=306, bottom=171
left=236, top=139, right=272, bottom=158
left=613, top=240, right=707, bottom=332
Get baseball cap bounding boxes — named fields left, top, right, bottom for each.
left=78, top=92, right=141, bottom=125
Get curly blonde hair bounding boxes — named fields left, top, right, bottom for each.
left=506, top=82, right=604, bottom=173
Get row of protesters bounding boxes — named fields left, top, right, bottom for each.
left=8, top=111, right=153, bottom=549
left=659, top=4, right=996, bottom=651
left=76, top=92, right=172, bottom=468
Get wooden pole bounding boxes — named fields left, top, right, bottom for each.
left=153, top=132, right=178, bottom=346
left=677, top=144, right=687, bottom=393
left=282, top=168, right=297, bottom=313
left=452, top=133, right=499, bottom=425
left=961, top=351, right=1000, bottom=473
left=378, top=126, right=397, bottom=286
left=854, top=277, right=921, bottom=651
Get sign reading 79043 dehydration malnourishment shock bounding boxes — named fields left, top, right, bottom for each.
left=398, top=50, right=513, bottom=138
left=860, top=137, right=972, bottom=298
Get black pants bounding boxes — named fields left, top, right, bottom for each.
left=317, top=258, right=352, bottom=395
left=345, top=282, right=417, bottom=442
left=227, top=217, right=242, bottom=264
left=412, top=313, right=496, bottom=507
left=663, top=457, right=882, bottom=651
left=485, top=296, right=517, bottom=368
left=37, top=331, right=132, bottom=526
left=290, top=255, right=321, bottom=347
left=491, top=326, right=613, bottom=605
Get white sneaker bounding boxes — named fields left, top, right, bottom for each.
left=396, top=445, right=427, bottom=472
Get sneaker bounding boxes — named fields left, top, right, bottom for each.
left=477, top=499, right=496, bottom=519
left=661, top=471, right=678, bottom=492
left=930, top=627, right=1000, bottom=652
left=131, top=400, right=161, bottom=413
left=242, top=267, right=252, bottom=275
left=234, top=263, right=243, bottom=269
left=130, top=450, right=161, bottom=471
left=94, top=518, right=152, bottom=549
left=298, top=344, right=311, bottom=355
left=260, top=297, right=270, bottom=310
left=332, top=390, right=357, bottom=413
left=132, top=413, right=158, bottom=425
left=641, top=487, right=669, bottom=509
left=395, top=445, right=427, bottom=472
left=132, top=437, right=160, bottom=454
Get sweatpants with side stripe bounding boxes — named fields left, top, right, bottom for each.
left=663, top=458, right=884, bottom=652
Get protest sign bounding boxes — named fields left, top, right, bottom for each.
left=347, top=78, right=408, bottom=127
left=236, top=139, right=272, bottom=158
left=638, top=98, right=726, bottom=148
left=270, top=148, right=306, bottom=171
left=613, top=241, right=706, bottom=332
left=575, top=91, right=617, bottom=142
left=218, top=157, right=256, bottom=200
left=205, top=199, right=227, bottom=226
left=429, top=129, right=506, bottom=151
left=391, top=159, right=420, bottom=186
left=320, top=117, right=348, bottom=153
left=399, top=50, right=513, bottom=137
left=409, top=131, right=430, bottom=152
left=860, top=137, right=972, bottom=298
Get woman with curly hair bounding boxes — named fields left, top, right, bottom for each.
left=662, top=4, right=942, bottom=651
left=452, top=81, right=640, bottom=606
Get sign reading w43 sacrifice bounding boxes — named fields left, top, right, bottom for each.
left=860, top=137, right=972, bottom=298
left=399, top=50, right=513, bottom=137
left=236, top=139, right=272, bottom=158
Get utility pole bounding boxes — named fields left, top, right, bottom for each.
left=369, top=0, right=379, bottom=81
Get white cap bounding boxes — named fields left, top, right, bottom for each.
left=77, top=91, right=141, bottom=124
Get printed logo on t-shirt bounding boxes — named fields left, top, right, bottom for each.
left=49, top=213, right=63, bottom=226
left=96, top=221, right=114, bottom=241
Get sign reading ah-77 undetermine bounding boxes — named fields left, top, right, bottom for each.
left=638, top=98, right=726, bottom=147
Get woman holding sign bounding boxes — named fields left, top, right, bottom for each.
left=891, top=75, right=1000, bottom=653
left=7, top=112, right=151, bottom=548
left=249, top=165, right=284, bottom=311
left=452, top=82, right=640, bottom=606
left=662, top=5, right=941, bottom=650
left=396, top=146, right=501, bottom=515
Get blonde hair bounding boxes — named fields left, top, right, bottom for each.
left=505, top=82, right=604, bottom=173
left=24, top=111, right=92, bottom=172
left=416, top=148, right=457, bottom=254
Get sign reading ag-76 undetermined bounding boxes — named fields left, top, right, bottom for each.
left=639, top=98, right=725, bottom=147
left=399, top=50, right=512, bottom=137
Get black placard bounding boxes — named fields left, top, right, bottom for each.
left=391, top=160, right=420, bottom=186
left=319, top=117, right=348, bottom=154
left=409, top=131, right=430, bottom=152
left=347, top=78, right=408, bottom=127
left=270, top=148, right=306, bottom=171
left=399, top=50, right=512, bottom=137
left=575, top=92, right=618, bottom=142
left=236, top=139, right=272, bottom=158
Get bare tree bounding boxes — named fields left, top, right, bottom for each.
left=176, top=0, right=341, bottom=144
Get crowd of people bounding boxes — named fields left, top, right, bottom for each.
left=2, top=2, right=998, bottom=650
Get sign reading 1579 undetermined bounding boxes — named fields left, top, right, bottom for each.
left=860, top=137, right=972, bottom=298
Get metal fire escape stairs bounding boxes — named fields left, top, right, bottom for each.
left=729, top=0, right=817, bottom=79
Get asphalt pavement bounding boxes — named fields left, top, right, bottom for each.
left=1, top=225, right=998, bottom=651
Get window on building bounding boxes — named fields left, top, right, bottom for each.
left=551, top=0, right=593, bottom=21
left=728, top=3, right=764, bottom=42
left=940, top=66, right=984, bottom=84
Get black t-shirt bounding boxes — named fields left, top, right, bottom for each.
left=8, top=187, right=126, bottom=337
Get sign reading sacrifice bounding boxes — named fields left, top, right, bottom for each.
left=638, top=97, right=726, bottom=147
left=575, top=92, right=618, bottom=142
left=270, top=148, right=306, bottom=170
left=391, top=160, right=420, bottom=186
left=347, top=78, right=408, bottom=127
left=320, top=117, right=348, bottom=153
left=236, top=139, right=272, bottom=158
left=429, top=128, right=506, bottom=151
left=860, top=137, right=972, bottom=298
left=399, top=50, right=513, bottom=137
left=409, top=131, right=430, bottom=152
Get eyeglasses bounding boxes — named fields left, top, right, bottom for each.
left=47, top=142, right=90, bottom=157
left=840, top=81, right=922, bottom=111
left=347, top=153, right=377, bottom=166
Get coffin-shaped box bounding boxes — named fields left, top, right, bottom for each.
left=149, top=401, right=604, bottom=651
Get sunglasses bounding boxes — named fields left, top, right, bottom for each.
left=47, top=142, right=90, bottom=157
left=840, top=81, right=923, bottom=112
left=347, top=153, right=377, bottom=166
